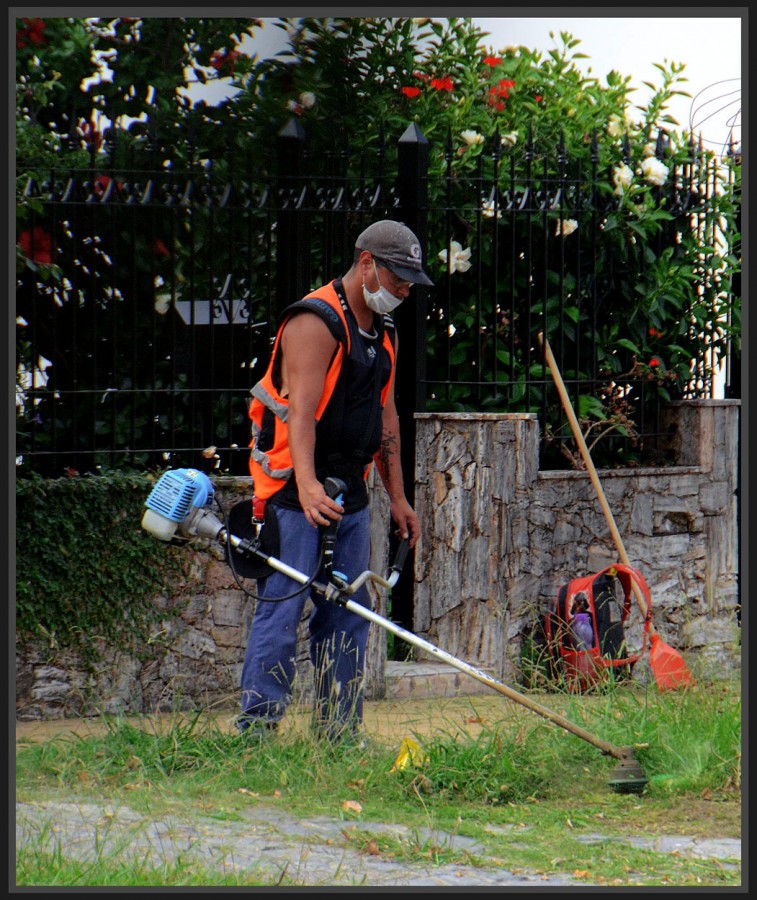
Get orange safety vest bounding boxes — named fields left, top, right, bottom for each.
left=248, top=281, right=396, bottom=501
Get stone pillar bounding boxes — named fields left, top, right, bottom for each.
left=414, top=413, right=540, bottom=681
left=663, top=400, right=741, bottom=671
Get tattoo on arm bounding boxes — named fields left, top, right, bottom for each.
left=378, top=429, right=399, bottom=473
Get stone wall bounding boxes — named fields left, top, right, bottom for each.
left=15, top=400, right=740, bottom=719
left=413, top=400, right=741, bottom=685
left=16, top=475, right=393, bottom=721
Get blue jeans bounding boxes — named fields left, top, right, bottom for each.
left=239, top=504, right=372, bottom=739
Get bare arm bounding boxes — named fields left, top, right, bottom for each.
left=373, top=333, right=420, bottom=547
left=280, top=313, right=344, bottom=528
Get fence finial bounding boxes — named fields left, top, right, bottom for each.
left=278, top=117, right=307, bottom=142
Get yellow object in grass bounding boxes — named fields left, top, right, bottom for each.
left=391, top=737, right=427, bottom=771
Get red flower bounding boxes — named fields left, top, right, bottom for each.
left=648, top=327, right=663, bottom=339
left=494, top=78, right=516, bottom=96
left=487, top=78, right=516, bottom=110
left=154, top=239, right=171, bottom=258
left=413, top=71, right=429, bottom=82
left=210, top=48, right=242, bottom=74
left=430, top=76, right=454, bottom=92
left=483, top=55, right=502, bottom=67
left=401, top=86, right=422, bottom=99
left=16, top=18, right=47, bottom=50
left=649, top=358, right=660, bottom=368
left=18, top=227, right=53, bottom=265
left=535, top=95, right=542, bottom=103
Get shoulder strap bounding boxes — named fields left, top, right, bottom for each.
left=271, top=285, right=350, bottom=389
left=280, top=295, right=349, bottom=349
left=382, top=312, right=396, bottom=345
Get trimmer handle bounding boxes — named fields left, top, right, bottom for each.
left=391, top=537, right=410, bottom=575
left=324, top=476, right=348, bottom=505
left=321, top=477, right=347, bottom=580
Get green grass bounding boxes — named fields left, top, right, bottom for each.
left=15, top=848, right=292, bottom=887
left=15, top=676, right=741, bottom=887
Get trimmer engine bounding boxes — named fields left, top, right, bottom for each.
left=141, top=468, right=222, bottom=542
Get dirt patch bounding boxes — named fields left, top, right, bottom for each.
left=14, top=692, right=581, bottom=746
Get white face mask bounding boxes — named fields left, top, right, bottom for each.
left=362, top=261, right=405, bottom=314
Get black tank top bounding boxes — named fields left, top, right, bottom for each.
left=273, top=282, right=393, bottom=513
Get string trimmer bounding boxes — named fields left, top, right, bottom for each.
left=141, top=467, right=648, bottom=793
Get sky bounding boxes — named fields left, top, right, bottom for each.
left=475, top=16, right=742, bottom=151
left=192, top=13, right=742, bottom=159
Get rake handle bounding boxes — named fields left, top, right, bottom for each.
left=538, top=333, right=655, bottom=633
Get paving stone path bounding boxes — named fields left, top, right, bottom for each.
left=15, top=799, right=741, bottom=888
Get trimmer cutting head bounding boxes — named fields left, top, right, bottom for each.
left=607, top=747, right=649, bottom=794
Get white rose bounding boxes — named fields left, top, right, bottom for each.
left=461, top=129, right=485, bottom=147
left=299, top=91, right=316, bottom=109
left=639, top=156, right=669, bottom=187
left=555, top=218, right=578, bottom=237
left=612, top=163, right=634, bottom=195
left=607, top=114, right=624, bottom=138
left=607, top=115, right=625, bottom=137
left=438, top=240, right=473, bottom=274
left=500, top=131, right=518, bottom=148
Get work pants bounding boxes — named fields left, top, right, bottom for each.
left=239, top=504, right=372, bottom=739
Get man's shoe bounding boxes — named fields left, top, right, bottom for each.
left=237, top=717, right=278, bottom=738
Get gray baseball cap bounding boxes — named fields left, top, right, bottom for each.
left=355, top=220, right=434, bottom=286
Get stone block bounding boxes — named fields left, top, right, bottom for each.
left=630, top=493, right=654, bottom=536
left=31, top=678, right=71, bottom=702
left=383, top=661, right=493, bottom=700
left=210, top=591, right=247, bottom=626
left=682, top=616, right=741, bottom=649
left=210, top=624, right=245, bottom=649
left=159, top=652, right=179, bottom=680
left=205, top=559, right=239, bottom=592
left=699, top=481, right=731, bottom=516
left=180, top=594, right=211, bottom=625
left=173, top=626, right=217, bottom=660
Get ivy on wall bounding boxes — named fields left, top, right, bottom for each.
left=15, top=470, right=190, bottom=668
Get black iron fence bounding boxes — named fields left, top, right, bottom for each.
left=16, top=119, right=740, bottom=480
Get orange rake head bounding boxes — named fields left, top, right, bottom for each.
left=649, top=633, right=695, bottom=691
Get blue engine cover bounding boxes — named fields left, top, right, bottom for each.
left=144, top=468, right=214, bottom=523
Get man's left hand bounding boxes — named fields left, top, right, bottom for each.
left=390, top=497, right=420, bottom=548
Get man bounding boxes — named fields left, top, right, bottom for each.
left=239, top=220, right=433, bottom=741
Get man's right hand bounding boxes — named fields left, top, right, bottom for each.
left=298, top=480, right=344, bottom=529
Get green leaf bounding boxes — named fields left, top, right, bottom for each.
left=577, top=394, right=606, bottom=419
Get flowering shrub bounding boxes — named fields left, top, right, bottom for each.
left=225, top=18, right=739, bottom=441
